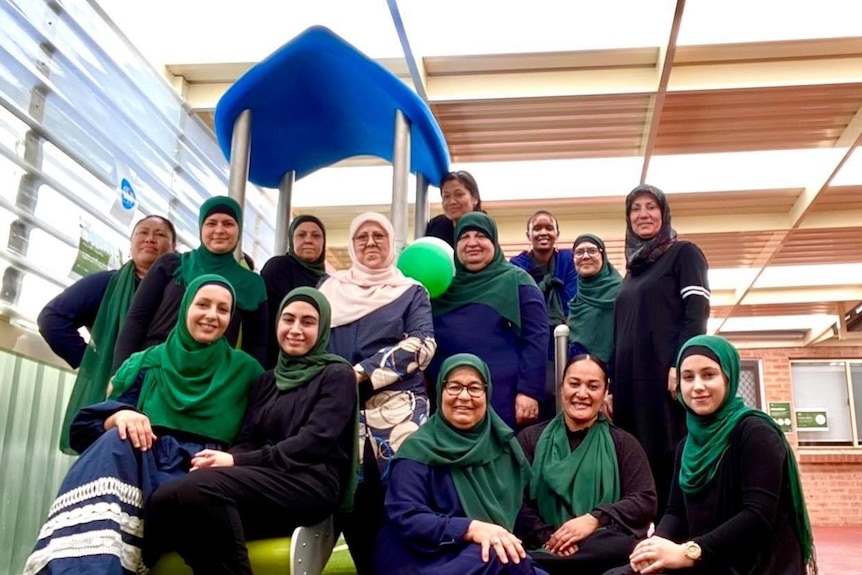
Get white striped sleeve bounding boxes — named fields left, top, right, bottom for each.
left=680, top=285, right=710, bottom=301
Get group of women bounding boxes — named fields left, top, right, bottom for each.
left=29, top=173, right=816, bottom=575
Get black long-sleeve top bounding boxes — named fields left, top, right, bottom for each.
left=515, top=420, right=657, bottom=549
left=38, top=270, right=135, bottom=368
left=657, top=415, right=806, bottom=574
left=611, top=241, right=709, bottom=461
left=112, top=253, right=267, bottom=371
left=229, top=364, right=357, bottom=500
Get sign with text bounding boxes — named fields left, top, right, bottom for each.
left=795, top=409, right=829, bottom=431
left=768, top=402, right=793, bottom=433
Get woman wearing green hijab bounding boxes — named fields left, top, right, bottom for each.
left=430, top=212, right=548, bottom=430
left=145, top=287, right=358, bottom=574
left=260, top=214, right=328, bottom=368
left=516, top=354, right=655, bottom=575
left=24, top=274, right=263, bottom=575
left=114, top=196, right=269, bottom=370
left=567, top=234, right=623, bottom=365
left=374, top=353, right=549, bottom=575
left=606, top=335, right=816, bottom=575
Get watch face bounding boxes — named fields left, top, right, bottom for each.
left=685, top=542, right=702, bottom=560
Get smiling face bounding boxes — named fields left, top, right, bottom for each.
left=527, top=213, right=558, bottom=253
left=185, top=284, right=233, bottom=344
left=629, top=193, right=663, bottom=240
left=440, top=365, right=488, bottom=430
left=130, top=217, right=175, bottom=274
left=456, top=229, right=495, bottom=272
left=352, top=221, right=391, bottom=270
left=201, top=213, right=239, bottom=254
left=679, top=354, right=728, bottom=416
left=441, top=179, right=478, bottom=222
left=276, top=300, right=319, bottom=356
left=292, top=221, right=324, bottom=263
left=560, top=358, right=608, bottom=431
left=573, top=240, right=603, bottom=278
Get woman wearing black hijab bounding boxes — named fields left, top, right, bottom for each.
left=611, top=184, right=710, bottom=518
left=260, top=215, right=327, bottom=368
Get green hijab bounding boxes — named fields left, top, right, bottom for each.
left=175, top=196, right=267, bottom=311
left=395, top=353, right=532, bottom=530
left=567, top=234, right=623, bottom=363
left=110, top=274, right=264, bottom=443
left=273, top=287, right=358, bottom=512
left=59, top=260, right=138, bottom=454
left=431, top=213, right=537, bottom=333
left=530, top=410, right=620, bottom=528
left=287, top=215, right=326, bottom=277
left=677, top=335, right=815, bottom=572
left=273, top=287, right=351, bottom=390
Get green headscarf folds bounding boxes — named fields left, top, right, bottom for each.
left=395, top=353, right=532, bottom=530
left=273, top=287, right=351, bottom=390
left=273, top=287, right=358, bottom=512
left=431, top=213, right=537, bottom=333
left=530, top=411, right=620, bottom=529
left=676, top=335, right=816, bottom=573
left=175, top=196, right=267, bottom=311
left=287, top=215, right=326, bottom=277
left=532, top=254, right=566, bottom=329
left=110, top=274, right=264, bottom=443
left=567, top=234, right=623, bottom=363
left=59, top=260, right=138, bottom=454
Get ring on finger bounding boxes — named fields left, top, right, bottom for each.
left=491, top=537, right=501, bottom=545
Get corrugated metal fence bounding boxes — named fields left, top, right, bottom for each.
left=0, top=349, right=76, bottom=574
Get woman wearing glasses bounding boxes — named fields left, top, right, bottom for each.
left=567, top=234, right=623, bottom=365
left=425, top=170, right=484, bottom=247
left=375, top=354, right=549, bottom=575
left=612, top=185, right=710, bottom=518
left=319, top=212, right=436, bottom=575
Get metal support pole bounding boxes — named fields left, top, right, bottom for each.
left=391, top=109, right=410, bottom=253
left=553, top=324, right=570, bottom=413
left=228, top=109, right=252, bottom=261
left=274, top=171, right=295, bottom=255
left=414, top=173, right=429, bottom=240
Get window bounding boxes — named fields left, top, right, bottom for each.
left=791, top=361, right=860, bottom=447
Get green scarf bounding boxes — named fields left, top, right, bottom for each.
left=287, top=215, right=326, bottom=277
left=396, top=353, right=532, bottom=530
left=532, top=253, right=566, bottom=328
left=677, top=335, right=816, bottom=573
left=110, top=274, right=264, bottom=443
left=530, top=413, right=620, bottom=528
left=567, top=235, right=623, bottom=363
left=175, top=196, right=267, bottom=312
left=432, top=213, right=537, bottom=333
left=273, top=287, right=358, bottom=512
left=59, top=261, right=138, bottom=454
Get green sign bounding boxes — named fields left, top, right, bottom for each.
left=71, top=223, right=123, bottom=278
left=795, top=409, right=829, bottom=431
left=768, top=402, right=792, bottom=433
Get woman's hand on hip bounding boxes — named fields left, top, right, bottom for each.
left=464, top=520, right=526, bottom=564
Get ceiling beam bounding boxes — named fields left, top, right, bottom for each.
left=710, top=101, right=862, bottom=334
left=639, top=0, right=685, bottom=184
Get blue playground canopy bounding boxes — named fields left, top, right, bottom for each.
left=214, top=25, right=450, bottom=188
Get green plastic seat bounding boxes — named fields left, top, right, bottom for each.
left=150, top=515, right=336, bottom=575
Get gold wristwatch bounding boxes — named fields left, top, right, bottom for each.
left=683, top=541, right=702, bottom=561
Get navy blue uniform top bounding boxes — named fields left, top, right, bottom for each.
left=38, top=270, right=137, bottom=369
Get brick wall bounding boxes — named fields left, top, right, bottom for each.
left=739, top=345, right=862, bottom=526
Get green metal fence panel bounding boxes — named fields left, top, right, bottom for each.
left=0, top=349, right=76, bottom=575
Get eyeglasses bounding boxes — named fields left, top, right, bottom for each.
left=442, top=381, right=487, bottom=398
left=574, top=247, right=601, bottom=259
left=352, top=232, right=387, bottom=246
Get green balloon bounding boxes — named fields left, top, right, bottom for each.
left=397, top=240, right=454, bottom=298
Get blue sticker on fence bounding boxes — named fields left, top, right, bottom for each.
left=120, top=178, right=136, bottom=210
